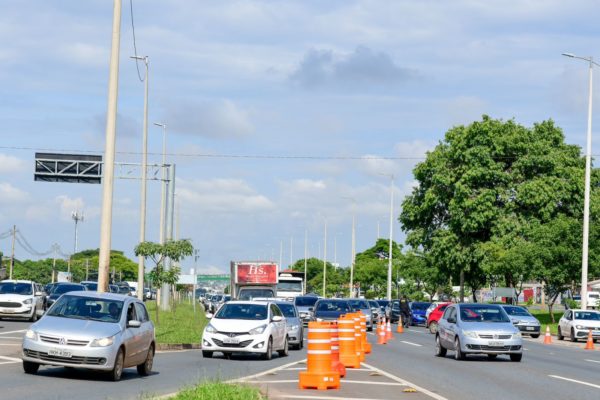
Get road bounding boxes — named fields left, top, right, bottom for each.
left=2, top=319, right=600, bottom=399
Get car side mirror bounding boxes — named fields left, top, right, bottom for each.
left=205, top=313, right=213, bottom=319
left=272, top=315, right=283, bottom=322
left=127, top=320, right=142, bottom=328
left=35, top=291, right=43, bottom=297
left=308, top=307, right=313, bottom=312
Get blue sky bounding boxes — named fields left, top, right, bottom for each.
left=1, top=0, right=600, bottom=274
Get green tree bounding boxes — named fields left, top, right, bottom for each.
left=354, top=238, right=402, bottom=298
left=290, top=258, right=348, bottom=297
left=134, top=239, right=194, bottom=321
left=401, top=116, right=586, bottom=302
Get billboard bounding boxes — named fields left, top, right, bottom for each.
left=235, top=263, right=278, bottom=284
left=35, top=152, right=102, bottom=184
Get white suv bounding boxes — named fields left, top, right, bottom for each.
left=0, top=280, right=45, bottom=321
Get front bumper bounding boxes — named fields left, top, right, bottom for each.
left=515, top=324, right=541, bottom=335
left=287, top=327, right=302, bottom=344
left=22, top=337, right=117, bottom=370
left=412, top=315, right=427, bottom=325
left=573, top=328, right=600, bottom=339
left=202, top=332, right=270, bottom=353
left=0, top=304, right=34, bottom=319
left=460, top=336, right=523, bottom=354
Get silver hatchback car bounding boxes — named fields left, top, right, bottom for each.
left=436, top=303, right=523, bottom=362
left=22, top=291, right=155, bottom=381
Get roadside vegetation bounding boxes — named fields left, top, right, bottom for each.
left=146, top=300, right=207, bottom=344
left=163, top=382, right=265, bottom=400
left=529, top=309, right=564, bottom=335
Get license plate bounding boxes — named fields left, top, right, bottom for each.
left=48, top=348, right=72, bottom=358
left=526, top=327, right=535, bottom=331
left=488, top=341, right=504, bottom=347
left=0, top=308, right=16, bottom=313
left=223, top=337, right=239, bottom=344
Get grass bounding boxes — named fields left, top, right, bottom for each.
left=528, top=309, right=563, bottom=335
left=146, top=300, right=208, bottom=344
left=165, top=382, right=265, bottom=400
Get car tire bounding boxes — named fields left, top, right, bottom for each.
left=530, top=334, right=540, bottom=339
left=278, top=336, right=289, bottom=357
left=487, top=354, right=497, bottom=360
left=435, top=335, right=447, bottom=357
left=202, top=351, right=213, bottom=358
left=510, top=353, right=522, bottom=362
left=23, top=361, right=39, bottom=374
left=137, top=344, right=154, bottom=376
left=29, top=308, right=37, bottom=322
left=262, top=337, right=273, bottom=360
left=557, top=326, right=564, bottom=340
left=570, top=328, right=577, bottom=342
left=110, top=348, right=124, bottom=382
left=454, top=338, right=465, bottom=361
left=429, top=321, right=438, bottom=334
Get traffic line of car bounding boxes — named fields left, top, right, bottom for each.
left=548, top=375, right=600, bottom=390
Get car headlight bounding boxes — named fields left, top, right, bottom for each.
left=91, top=335, right=115, bottom=347
left=287, top=324, right=299, bottom=331
left=462, top=330, right=478, bottom=339
left=23, top=299, right=33, bottom=305
left=25, top=330, right=38, bottom=341
left=249, top=324, right=267, bottom=335
left=576, top=325, right=585, bottom=330
left=513, top=332, right=522, bottom=339
left=204, top=324, right=217, bottom=334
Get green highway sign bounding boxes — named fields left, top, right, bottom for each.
left=197, top=274, right=230, bottom=283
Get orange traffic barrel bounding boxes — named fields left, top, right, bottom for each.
left=329, top=321, right=346, bottom=377
left=352, top=313, right=365, bottom=362
left=359, top=314, right=371, bottom=354
left=299, top=321, right=340, bottom=390
left=338, top=314, right=361, bottom=368
left=377, top=318, right=387, bottom=344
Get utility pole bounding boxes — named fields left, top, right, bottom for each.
left=304, top=228, right=307, bottom=295
left=351, top=210, right=356, bottom=298
left=289, top=236, right=293, bottom=267
left=323, top=219, right=327, bottom=297
left=85, top=258, right=90, bottom=281
left=72, top=211, right=84, bottom=255
left=98, top=0, right=123, bottom=293
left=279, top=240, right=283, bottom=267
left=9, top=225, right=16, bottom=280
left=52, top=248, right=57, bottom=283
left=160, top=164, right=176, bottom=311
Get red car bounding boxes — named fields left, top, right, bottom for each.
left=426, top=302, right=451, bottom=334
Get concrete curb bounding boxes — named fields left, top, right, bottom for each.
left=156, top=343, right=201, bottom=351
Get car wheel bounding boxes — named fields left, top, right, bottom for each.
left=429, top=321, right=438, bottom=334
left=262, top=337, right=273, bottom=360
left=570, top=328, right=577, bottom=342
left=487, top=354, right=497, bottom=360
left=510, top=353, right=522, bottom=362
left=530, top=334, right=540, bottom=339
left=202, top=351, right=213, bottom=358
left=278, top=336, right=289, bottom=357
left=557, top=326, right=564, bottom=340
left=137, top=344, right=154, bottom=376
left=23, top=361, right=39, bottom=374
left=110, top=348, right=124, bottom=381
left=435, top=335, right=447, bottom=357
left=29, top=308, right=37, bottom=322
left=454, top=338, right=465, bottom=361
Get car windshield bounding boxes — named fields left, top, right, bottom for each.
left=109, top=285, right=119, bottom=293
left=459, top=305, right=510, bottom=323
left=277, top=303, right=297, bottom=317
left=82, top=282, right=98, bottom=291
left=376, top=300, right=389, bottom=307
left=369, top=301, right=380, bottom=308
left=46, top=295, right=124, bottom=323
left=0, top=282, right=32, bottom=295
left=347, top=300, right=369, bottom=310
left=52, top=284, right=84, bottom=294
left=316, top=300, right=349, bottom=312
left=215, top=303, right=268, bottom=320
left=238, top=289, right=274, bottom=300
left=277, top=281, right=302, bottom=292
left=411, top=302, right=431, bottom=311
left=213, top=295, right=223, bottom=302
left=118, top=287, right=130, bottom=294
left=503, top=306, right=530, bottom=316
left=295, top=297, right=318, bottom=307
left=574, top=311, right=600, bottom=320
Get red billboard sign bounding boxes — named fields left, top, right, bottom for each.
left=235, top=263, right=278, bottom=284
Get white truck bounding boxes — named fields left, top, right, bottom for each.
left=277, top=273, right=304, bottom=300
left=230, top=261, right=279, bottom=300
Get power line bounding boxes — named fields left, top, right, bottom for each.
left=129, top=0, right=145, bottom=82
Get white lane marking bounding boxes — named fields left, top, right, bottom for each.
left=585, top=359, right=600, bottom=364
left=0, top=343, right=21, bottom=346
left=405, top=329, right=427, bottom=334
left=362, top=362, right=449, bottom=400
left=400, top=340, right=423, bottom=347
left=0, top=330, right=26, bottom=336
left=248, top=379, right=404, bottom=386
left=228, top=359, right=308, bottom=383
left=549, top=375, right=600, bottom=389
left=0, top=356, right=21, bottom=362
left=0, top=337, right=23, bottom=340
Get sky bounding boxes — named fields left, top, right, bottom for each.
left=2, top=0, right=600, bottom=275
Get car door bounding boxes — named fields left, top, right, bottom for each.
left=446, top=307, right=458, bottom=349
left=123, top=302, right=143, bottom=366
left=438, top=306, right=453, bottom=347
left=270, top=304, right=285, bottom=348
left=560, top=310, right=571, bottom=334
left=134, top=302, right=154, bottom=354
left=33, top=284, right=44, bottom=315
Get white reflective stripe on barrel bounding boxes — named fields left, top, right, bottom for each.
left=308, top=339, right=331, bottom=344
left=309, top=328, right=331, bottom=333
left=339, top=337, right=355, bottom=341
left=307, top=350, right=331, bottom=355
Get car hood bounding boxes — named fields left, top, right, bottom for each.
left=33, top=316, right=121, bottom=339
left=285, top=317, right=301, bottom=326
left=315, top=310, right=345, bottom=320
left=573, top=320, right=600, bottom=328
left=509, top=316, right=539, bottom=324
left=460, top=321, right=518, bottom=334
left=0, top=294, right=32, bottom=302
left=412, top=310, right=427, bottom=316
left=208, top=318, right=271, bottom=333
left=296, top=306, right=312, bottom=313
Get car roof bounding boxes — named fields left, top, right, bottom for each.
left=225, top=300, right=270, bottom=306
left=570, top=309, right=600, bottom=313
left=1, top=279, right=35, bottom=284
left=58, top=291, right=134, bottom=302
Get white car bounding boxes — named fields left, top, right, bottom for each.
left=0, top=280, right=45, bottom=321
left=557, top=309, right=600, bottom=342
left=202, top=301, right=289, bottom=360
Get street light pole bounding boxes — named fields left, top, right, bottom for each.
left=71, top=211, right=84, bottom=255
left=563, top=52, right=599, bottom=310
left=379, top=174, right=395, bottom=301
left=132, top=55, right=149, bottom=301
left=153, top=122, right=167, bottom=245
left=304, top=228, right=308, bottom=295
left=323, top=219, right=327, bottom=297
left=98, top=0, right=122, bottom=293
left=342, top=196, right=357, bottom=298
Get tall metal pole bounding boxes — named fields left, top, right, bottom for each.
left=279, top=240, right=283, bottom=267
left=323, top=219, right=327, bottom=297
left=9, top=225, right=16, bottom=280
left=160, top=164, right=176, bottom=311
left=304, top=228, right=307, bottom=295
left=290, top=236, right=293, bottom=267
left=72, top=211, right=84, bottom=255
left=387, top=176, right=395, bottom=301
left=351, top=210, right=356, bottom=298
left=581, top=58, right=594, bottom=310
left=98, top=0, right=122, bottom=293
left=134, top=56, right=149, bottom=301
left=153, top=122, right=167, bottom=245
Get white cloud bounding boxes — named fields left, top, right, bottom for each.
left=0, top=154, right=26, bottom=174
left=59, top=42, right=107, bottom=67
left=54, top=195, right=99, bottom=222
left=0, top=182, right=29, bottom=203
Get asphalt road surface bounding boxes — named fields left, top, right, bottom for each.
left=2, top=319, right=600, bottom=400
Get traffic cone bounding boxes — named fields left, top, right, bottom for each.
left=397, top=316, right=404, bottom=334
left=377, top=319, right=387, bottom=345
left=353, top=313, right=365, bottom=362
left=299, top=321, right=340, bottom=390
left=359, top=314, right=371, bottom=354
left=338, top=315, right=361, bottom=368
left=386, top=318, right=393, bottom=340
left=543, top=325, right=552, bottom=344
left=584, top=329, right=595, bottom=350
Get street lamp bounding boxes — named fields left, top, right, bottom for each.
left=132, top=55, right=149, bottom=301
left=562, top=52, right=600, bottom=310
left=379, top=173, right=395, bottom=301
left=71, top=211, right=84, bottom=255
left=342, top=196, right=357, bottom=298
left=153, top=122, right=167, bottom=244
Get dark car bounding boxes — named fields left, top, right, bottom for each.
left=409, top=301, right=431, bottom=326
left=313, top=299, right=350, bottom=322
left=389, top=299, right=412, bottom=325
left=376, top=300, right=390, bottom=318
left=45, top=283, right=87, bottom=310
left=294, top=295, right=320, bottom=325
